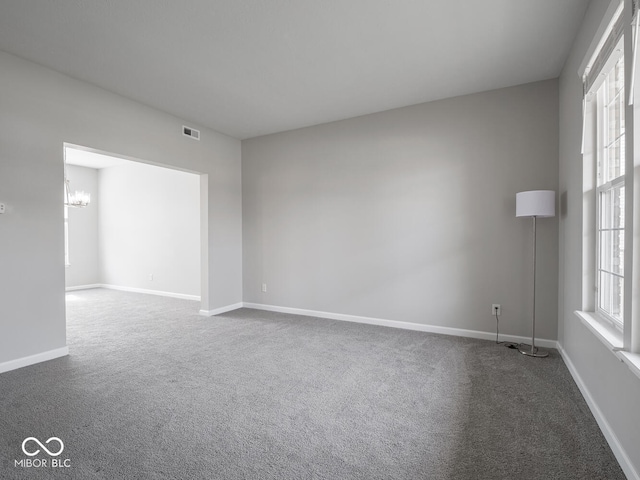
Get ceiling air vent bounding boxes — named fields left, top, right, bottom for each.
left=182, top=125, right=200, bottom=140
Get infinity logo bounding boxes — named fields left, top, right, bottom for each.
left=21, top=437, right=64, bottom=457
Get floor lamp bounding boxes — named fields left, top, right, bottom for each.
left=516, top=190, right=555, bottom=358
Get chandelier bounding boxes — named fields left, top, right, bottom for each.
left=64, top=179, right=91, bottom=208
left=64, top=155, right=91, bottom=208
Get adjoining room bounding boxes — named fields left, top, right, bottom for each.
left=63, top=146, right=202, bottom=304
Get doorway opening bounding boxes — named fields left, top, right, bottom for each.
left=63, top=143, right=208, bottom=312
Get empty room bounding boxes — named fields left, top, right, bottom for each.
left=63, top=146, right=202, bottom=304
left=1, top=1, right=640, bottom=479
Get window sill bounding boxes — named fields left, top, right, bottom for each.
left=574, top=310, right=623, bottom=351
left=574, top=311, right=640, bottom=381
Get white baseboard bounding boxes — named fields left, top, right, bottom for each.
left=242, top=302, right=558, bottom=349
left=0, top=346, right=69, bottom=375
left=557, top=344, right=639, bottom=480
left=99, top=284, right=200, bottom=302
left=65, top=284, right=101, bottom=291
left=199, top=302, right=244, bottom=317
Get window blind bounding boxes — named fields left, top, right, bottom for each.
left=581, top=2, right=624, bottom=154
left=629, top=0, right=639, bottom=104
left=583, top=10, right=624, bottom=94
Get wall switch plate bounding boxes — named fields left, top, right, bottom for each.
left=149, top=274, right=153, bottom=281
left=492, top=304, right=501, bottom=316
left=262, top=283, right=267, bottom=293
left=0, top=203, right=5, bottom=214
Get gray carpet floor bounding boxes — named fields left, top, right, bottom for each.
left=0, top=288, right=625, bottom=479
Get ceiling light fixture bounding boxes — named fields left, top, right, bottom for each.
left=64, top=153, right=91, bottom=208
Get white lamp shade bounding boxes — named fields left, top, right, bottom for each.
left=516, top=190, right=555, bottom=217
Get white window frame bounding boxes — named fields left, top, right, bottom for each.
left=594, top=47, right=626, bottom=330
left=576, top=0, right=640, bottom=381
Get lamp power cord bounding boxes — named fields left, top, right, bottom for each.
left=495, top=310, right=519, bottom=349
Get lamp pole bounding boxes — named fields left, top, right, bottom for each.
left=518, top=215, right=548, bottom=358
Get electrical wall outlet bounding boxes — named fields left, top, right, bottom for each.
left=0, top=203, right=5, bottom=214
left=492, top=304, right=501, bottom=316
left=262, top=283, right=267, bottom=293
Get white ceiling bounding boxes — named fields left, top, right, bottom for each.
left=0, top=0, right=589, bottom=139
left=65, top=147, right=128, bottom=169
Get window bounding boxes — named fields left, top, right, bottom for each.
left=577, top=0, right=640, bottom=380
left=595, top=47, right=625, bottom=327
left=64, top=204, right=70, bottom=267
left=577, top=3, right=628, bottom=344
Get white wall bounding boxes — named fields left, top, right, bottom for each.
left=99, top=162, right=200, bottom=297
left=65, top=165, right=99, bottom=288
left=558, top=0, right=640, bottom=477
left=0, top=50, right=242, bottom=366
left=242, top=80, right=559, bottom=339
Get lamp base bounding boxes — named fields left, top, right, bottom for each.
left=517, top=343, right=548, bottom=358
